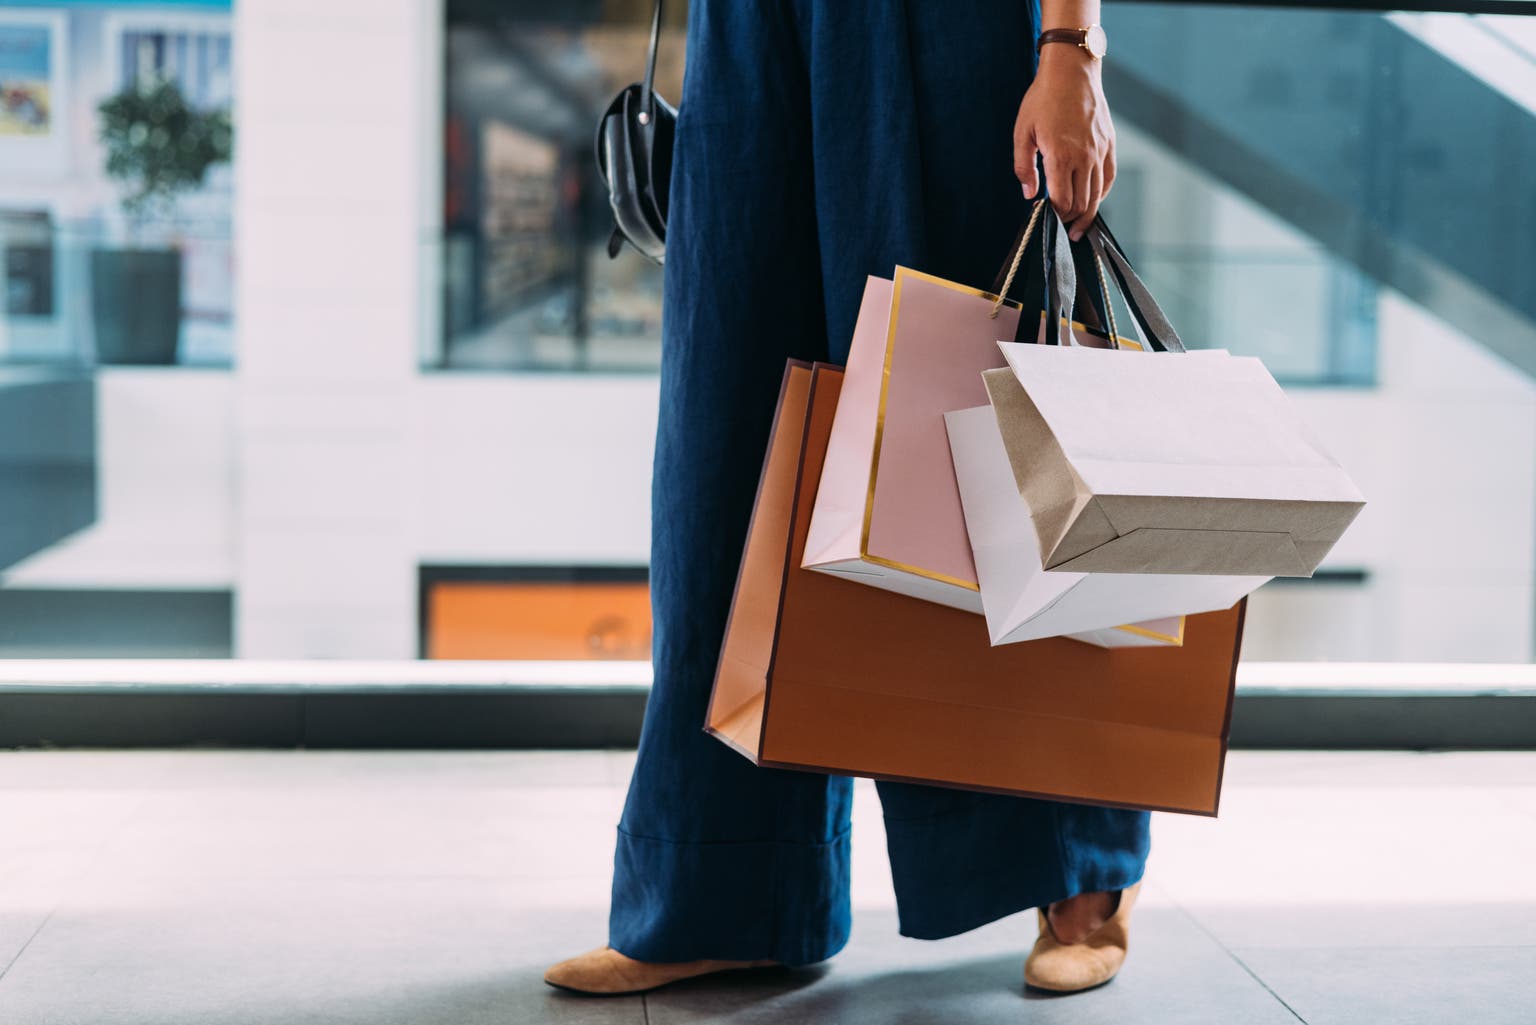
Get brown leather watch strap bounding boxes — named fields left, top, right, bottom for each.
left=1035, top=28, right=1088, bottom=53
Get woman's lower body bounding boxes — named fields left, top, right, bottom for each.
left=611, top=0, right=1150, bottom=968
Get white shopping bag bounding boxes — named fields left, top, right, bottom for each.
left=945, top=394, right=1270, bottom=647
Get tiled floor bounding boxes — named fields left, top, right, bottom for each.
left=1, top=750, right=1534, bottom=1024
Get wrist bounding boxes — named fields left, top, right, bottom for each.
left=1036, top=44, right=1101, bottom=79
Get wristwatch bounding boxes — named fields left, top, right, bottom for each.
left=1036, top=24, right=1108, bottom=61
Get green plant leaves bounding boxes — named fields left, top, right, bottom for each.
left=97, top=78, right=233, bottom=221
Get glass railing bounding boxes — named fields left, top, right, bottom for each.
left=432, top=7, right=680, bottom=374
left=429, top=2, right=1400, bottom=383
left=0, top=221, right=234, bottom=370
left=1104, top=0, right=1536, bottom=379
left=1100, top=122, right=1380, bottom=386
left=430, top=229, right=663, bottom=373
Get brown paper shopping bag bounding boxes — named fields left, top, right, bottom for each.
left=707, top=361, right=1248, bottom=816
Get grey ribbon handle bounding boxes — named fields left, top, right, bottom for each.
left=1038, top=208, right=1079, bottom=347
left=1088, top=220, right=1187, bottom=353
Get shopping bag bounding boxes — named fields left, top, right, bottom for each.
left=992, top=339, right=1366, bottom=576
left=708, top=360, right=1248, bottom=816
left=801, top=274, right=1177, bottom=647
left=802, top=203, right=1139, bottom=611
left=945, top=380, right=1270, bottom=647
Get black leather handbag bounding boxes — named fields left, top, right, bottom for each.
left=595, top=0, right=675, bottom=264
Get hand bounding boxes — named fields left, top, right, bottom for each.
left=1013, top=45, right=1116, bottom=241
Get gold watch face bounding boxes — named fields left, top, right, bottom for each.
left=1084, top=24, right=1108, bottom=59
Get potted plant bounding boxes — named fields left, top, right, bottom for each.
left=92, top=78, right=231, bottom=365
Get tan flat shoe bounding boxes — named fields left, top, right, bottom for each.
left=1024, top=880, right=1141, bottom=994
left=544, top=946, right=779, bottom=996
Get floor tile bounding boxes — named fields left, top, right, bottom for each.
left=1491, top=787, right=1536, bottom=821
left=604, top=750, right=638, bottom=788
left=86, top=784, right=625, bottom=881
left=1234, top=946, right=1536, bottom=1025
left=646, top=907, right=1299, bottom=1025
left=0, top=789, right=145, bottom=972
left=0, top=891, right=51, bottom=983
left=848, top=781, right=895, bottom=910
left=1213, top=751, right=1536, bottom=788
left=0, top=791, right=145, bottom=871
left=1182, top=900, right=1536, bottom=951
left=0, top=752, right=179, bottom=790
left=0, top=877, right=641, bottom=1025
left=1149, top=784, right=1536, bottom=948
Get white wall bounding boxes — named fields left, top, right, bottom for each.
left=415, top=375, right=658, bottom=565
left=229, top=0, right=433, bottom=656
left=1243, top=291, right=1536, bottom=663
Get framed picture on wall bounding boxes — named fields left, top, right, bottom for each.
left=0, top=9, right=68, bottom=171
left=0, top=20, right=55, bottom=138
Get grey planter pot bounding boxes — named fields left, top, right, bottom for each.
left=90, top=248, right=182, bottom=365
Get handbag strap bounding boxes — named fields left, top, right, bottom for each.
left=640, top=0, right=664, bottom=119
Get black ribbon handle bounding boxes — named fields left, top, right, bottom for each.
left=988, top=200, right=1076, bottom=347
left=1089, top=216, right=1186, bottom=353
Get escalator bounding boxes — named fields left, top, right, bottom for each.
left=1105, top=2, right=1536, bottom=376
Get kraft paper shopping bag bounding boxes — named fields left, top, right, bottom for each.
left=992, top=341, right=1366, bottom=576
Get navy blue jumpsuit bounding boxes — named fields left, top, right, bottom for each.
left=610, top=0, right=1151, bottom=966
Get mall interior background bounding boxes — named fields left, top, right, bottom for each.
left=1, top=0, right=1534, bottom=670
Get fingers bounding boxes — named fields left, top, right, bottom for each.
left=1014, top=130, right=1041, bottom=199
left=1069, top=164, right=1102, bottom=241
left=1045, top=152, right=1099, bottom=236
left=1044, top=152, right=1076, bottom=223
left=1069, top=164, right=1090, bottom=236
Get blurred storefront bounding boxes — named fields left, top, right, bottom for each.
left=0, top=0, right=1533, bottom=673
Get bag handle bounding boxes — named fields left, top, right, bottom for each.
left=990, top=200, right=1187, bottom=353
left=988, top=198, right=1078, bottom=348
left=990, top=199, right=1047, bottom=308
left=1039, top=208, right=1078, bottom=347
left=1088, top=217, right=1187, bottom=353
left=639, top=0, right=664, bottom=123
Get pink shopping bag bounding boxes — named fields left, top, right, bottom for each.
left=801, top=209, right=1178, bottom=647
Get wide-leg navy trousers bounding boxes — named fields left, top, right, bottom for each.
left=609, top=0, right=1151, bottom=967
